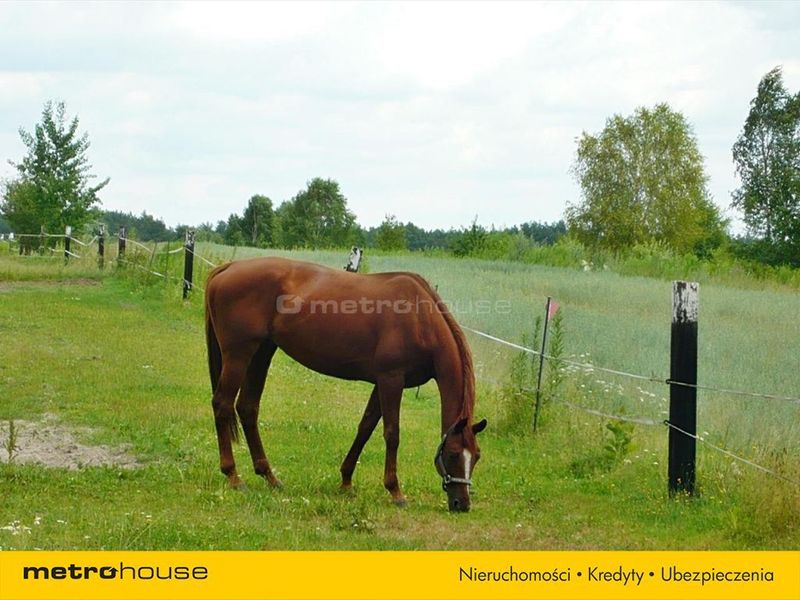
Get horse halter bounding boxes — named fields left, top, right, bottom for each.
left=433, top=425, right=472, bottom=492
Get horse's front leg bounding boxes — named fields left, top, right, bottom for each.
left=340, top=386, right=381, bottom=490
left=377, top=374, right=406, bottom=507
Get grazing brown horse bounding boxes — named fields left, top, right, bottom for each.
left=205, top=256, right=487, bottom=512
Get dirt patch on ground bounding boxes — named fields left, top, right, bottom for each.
left=0, top=414, right=140, bottom=470
left=0, top=278, right=101, bottom=292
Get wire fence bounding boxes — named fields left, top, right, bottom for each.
left=463, top=325, right=800, bottom=487
left=463, top=325, right=800, bottom=404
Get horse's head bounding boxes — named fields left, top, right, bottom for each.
left=434, top=417, right=487, bottom=512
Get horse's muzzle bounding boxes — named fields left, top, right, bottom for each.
left=448, top=496, right=471, bottom=512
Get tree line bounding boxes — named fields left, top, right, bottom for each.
left=2, top=66, right=798, bottom=266
left=90, top=202, right=567, bottom=254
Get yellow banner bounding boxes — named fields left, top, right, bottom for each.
left=1, top=551, right=797, bottom=600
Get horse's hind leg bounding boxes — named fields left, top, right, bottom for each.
left=340, top=386, right=381, bottom=490
left=213, top=347, right=257, bottom=489
left=237, top=339, right=282, bottom=488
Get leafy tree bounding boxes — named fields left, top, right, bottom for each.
left=375, top=214, right=407, bottom=251
left=1, top=181, right=41, bottom=236
left=214, top=220, right=227, bottom=238
left=1, top=101, right=109, bottom=234
left=567, top=103, right=726, bottom=255
left=519, top=220, right=566, bottom=245
left=100, top=210, right=173, bottom=241
left=174, top=224, right=191, bottom=241
left=352, top=224, right=373, bottom=248
left=241, top=194, right=274, bottom=247
left=195, top=222, right=222, bottom=243
left=449, top=217, right=488, bottom=257
left=277, top=178, right=356, bottom=248
left=732, top=66, right=800, bottom=265
left=223, top=213, right=246, bottom=246
left=0, top=215, right=10, bottom=234
left=404, top=222, right=449, bottom=250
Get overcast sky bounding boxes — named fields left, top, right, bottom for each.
left=1, top=1, right=798, bottom=232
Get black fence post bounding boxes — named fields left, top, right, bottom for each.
left=533, top=296, right=552, bottom=432
left=118, top=226, right=126, bottom=265
left=98, top=225, right=105, bottom=269
left=64, top=225, right=71, bottom=264
left=183, top=229, right=195, bottom=299
left=668, top=281, right=699, bottom=496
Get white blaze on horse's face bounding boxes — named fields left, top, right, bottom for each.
left=462, top=449, right=472, bottom=480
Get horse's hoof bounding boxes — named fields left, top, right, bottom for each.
left=231, top=480, right=248, bottom=493
left=393, top=497, right=408, bottom=508
left=268, top=477, right=283, bottom=489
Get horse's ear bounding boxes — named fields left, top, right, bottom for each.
left=472, top=419, right=488, bottom=435
left=452, top=417, right=469, bottom=434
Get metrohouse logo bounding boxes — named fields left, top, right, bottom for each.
left=22, top=562, right=208, bottom=581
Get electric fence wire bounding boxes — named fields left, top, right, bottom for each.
left=186, top=246, right=218, bottom=268
left=663, top=420, right=800, bottom=487
left=66, top=235, right=98, bottom=247
left=116, top=258, right=166, bottom=278
left=467, top=328, right=800, bottom=485
left=463, top=325, right=800, bottom=404
left=117, top=236, right=153, bottom=253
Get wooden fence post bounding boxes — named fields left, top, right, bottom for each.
left=668, top=281, right=699, bottom=496
left=39, top=225, right=46, bottom=255
left=118, top=226, right=126, bottom=265
left=183, top=229, right=195, bottom=299
left=64, top=225, right=71, bottom=264
left=533, top=296, right=552, bottom=432
left=98, top=225, right=105, bottom=269
left=344, top=246, right=362, bottom=272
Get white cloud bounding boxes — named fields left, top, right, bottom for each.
left=367, top=2, right=577, bottom=90
left=0, top=1, right=798, bottom=232
left=169, top=1, right=344, bottom=43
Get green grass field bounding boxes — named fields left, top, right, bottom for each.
left=0, top=247, right=798, bottom=550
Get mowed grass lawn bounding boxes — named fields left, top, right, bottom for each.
left=0, top=253, right=798, bottom=550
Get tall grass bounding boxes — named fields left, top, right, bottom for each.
left=1, top=244, right=797, bottom=549
left=446, top=233, right=800, bottom=290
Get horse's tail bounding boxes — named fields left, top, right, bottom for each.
left=205, top=263, right=240, bottom=442
left=205, top=306, right=222, bottom=395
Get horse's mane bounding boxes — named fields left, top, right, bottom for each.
left=406, top=274, right=475, bottom=421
